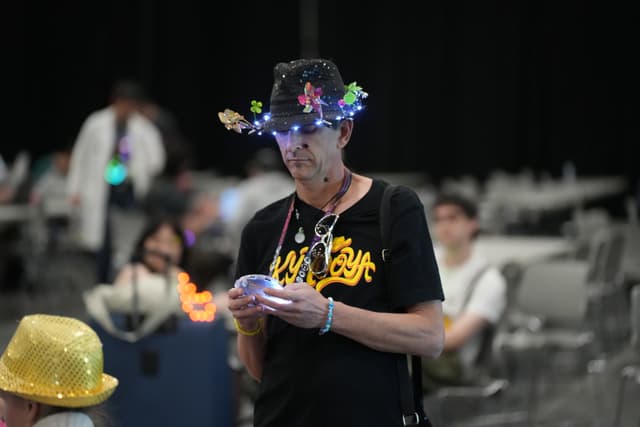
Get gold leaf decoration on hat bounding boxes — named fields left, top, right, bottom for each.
left=218, top=109, right=256, bottom=134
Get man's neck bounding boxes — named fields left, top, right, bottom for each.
left=443, top=244, right=473, bottom=267
left=295, top=165, right=347, bottom=210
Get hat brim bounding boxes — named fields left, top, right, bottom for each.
left=0, top=360, right=119, bottom=408
left=262, top=109, right=343, bottom=133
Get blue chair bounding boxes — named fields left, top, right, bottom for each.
left=92, top=314, right=233, bottom=427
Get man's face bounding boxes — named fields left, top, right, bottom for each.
left=274, top=121, right=350, bottom=183
left=432, top=204, right=478, bottom=249
left=113, top=99, right=139, bottom=121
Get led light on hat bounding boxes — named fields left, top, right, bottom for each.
left=218, top=80, right=367, bottom=136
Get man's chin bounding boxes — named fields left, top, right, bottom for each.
left=287, top=163, right=312, bottom=177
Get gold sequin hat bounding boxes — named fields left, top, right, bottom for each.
left=0, top=314, right=118, bottom=408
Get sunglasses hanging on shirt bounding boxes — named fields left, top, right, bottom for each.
left=309, top=212, right=340, bottom=278
left=269, top=169, right=352, bottom=283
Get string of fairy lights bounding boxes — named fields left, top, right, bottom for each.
left=218, top=81, right=368, bottom=136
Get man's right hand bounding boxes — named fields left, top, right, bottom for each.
left=228, top=287, right=265, bottom=331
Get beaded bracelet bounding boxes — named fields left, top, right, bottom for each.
left=233, top=318, right=263, bottom=336
left=319, top=297, right=334, bottom=335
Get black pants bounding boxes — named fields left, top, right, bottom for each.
left=96, top=181, right=137, bottom=283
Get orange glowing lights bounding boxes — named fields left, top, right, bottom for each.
left=176, top=273, right=216, bottom=322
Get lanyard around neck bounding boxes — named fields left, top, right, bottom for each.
left=268, top=168, right=352, bottom=277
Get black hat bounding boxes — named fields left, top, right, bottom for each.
left=219, top=58, right=367, bottom=135
left=264, top=59, right=345, bottom=132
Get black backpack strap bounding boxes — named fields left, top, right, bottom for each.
left=380, top=183, right=396, bottom=262
left=380, top=183, right=431, bottom=426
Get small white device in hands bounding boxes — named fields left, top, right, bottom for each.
left=234, top=274, right=292, bottom=310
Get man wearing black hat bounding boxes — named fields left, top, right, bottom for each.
left=224, top=58, right=444, bottom=427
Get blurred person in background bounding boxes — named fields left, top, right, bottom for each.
left=30, top=147, right=72, bottom=204
left=0, top=314, right=117, bottom=427
left=138, top=95, right=194, bottom=219
left=0, top=152, right=31, bottom=204
left=84, top=217, right=189, bottom=340
left=0, top=154, right=6, bottom=178
left=112, top=217, right=188, bottom=287
left=0, top=154, right=10, bottom=203
left=0, top=151, right=32, bottom=291
left=29, top=145, right=73, bottom=253
left=222, top=147, right=294, bottom=253
left=181, top=190, right=234, bottom=296
left=181, top=190, right=226, bottom=242
left=422, top=192, right=507, bottom=392
left=67, top=80, right=165, bottom=283
left=0, top=398, right=5, bottom=427
left=138, top=94, right=192, bottom=179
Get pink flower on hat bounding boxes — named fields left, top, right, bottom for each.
left=298, top=82, right=326, bottom=115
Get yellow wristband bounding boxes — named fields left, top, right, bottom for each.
left=233, top=318, right=263, bottom=336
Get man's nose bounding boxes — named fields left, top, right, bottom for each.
left=283, top=134, right=306, bottom=151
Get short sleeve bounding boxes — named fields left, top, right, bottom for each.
left=385, top=185, right=444, bottom=309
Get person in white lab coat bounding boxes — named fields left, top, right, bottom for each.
left=67, top=80, right=165, bottom=282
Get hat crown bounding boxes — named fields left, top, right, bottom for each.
left=0, top=314, right=117, bottom=407
left=271, top=59, right=345, bottom=106
left=265, top=59, right=346, bottom=132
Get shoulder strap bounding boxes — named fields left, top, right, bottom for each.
left=380, top=183, right=431, bottom=426
left=459, top=263, right=496, bottom=368
left=458, top=263, right=491, bottom=316
left=380, top=183, right=396, bottom=262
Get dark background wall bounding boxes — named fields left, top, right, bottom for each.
left=4, top=1, right=638, bottom=190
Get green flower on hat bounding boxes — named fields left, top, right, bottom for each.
left=250, top=100, right=263, bottom=114
left=339, top=82, right=368, bottom=106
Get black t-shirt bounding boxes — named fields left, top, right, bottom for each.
left=235, top=179, right=443, bottom=427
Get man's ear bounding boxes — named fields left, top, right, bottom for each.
left=337, top=120, right=353, bottom=149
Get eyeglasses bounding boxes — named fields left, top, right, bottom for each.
left=309, top=213, right=339, bottom=278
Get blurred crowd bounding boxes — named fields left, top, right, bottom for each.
left=0, top=80, right=294, bottom=299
